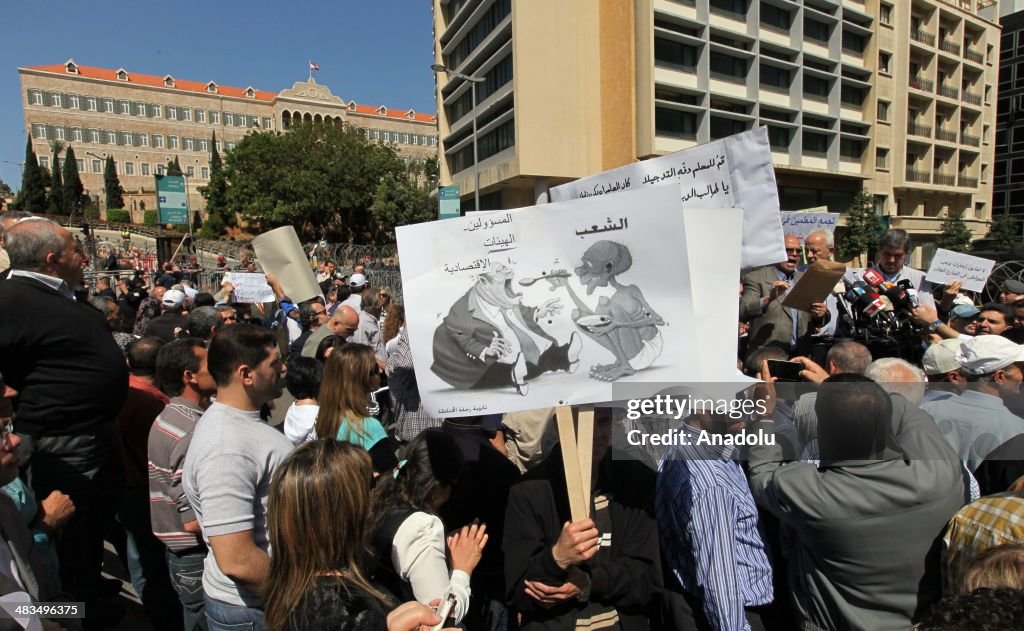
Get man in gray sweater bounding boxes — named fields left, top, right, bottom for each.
left=183, top=324, right=293, bottom=630
left=748, top=374, right=964, bottom=631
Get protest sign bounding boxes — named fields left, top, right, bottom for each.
left=549, top=127, right=785, bottom=269
left=230, top=272, right=276, bottom=304
left=396, top=185, right=705, bottom=417
left=251, top=226, right=322, bottom=303
left=780, top=212, right=839, bottom=241
left=925, top=249, right=996, bottom=293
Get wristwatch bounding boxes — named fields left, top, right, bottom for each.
left=928, top=319, right=943, bottom=332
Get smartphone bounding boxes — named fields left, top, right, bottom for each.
left=767, top=359, right=804, bottom=382
left=429, top=593, right=457, bottom=631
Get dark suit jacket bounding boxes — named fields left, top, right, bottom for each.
left=431, top=292, right=555, bottom=389
left=740, top=265, right=819, bottom=359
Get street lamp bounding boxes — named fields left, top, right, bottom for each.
left=84, top=152, right=106, bottom=218
left=431, top=63, right=485, bottom=213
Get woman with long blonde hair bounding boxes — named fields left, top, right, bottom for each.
left=264, top=440, right=392, bottom=630
left=315, top=343, right=397, bottom=474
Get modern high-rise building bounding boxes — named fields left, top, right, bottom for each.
left=995, top=0, right=1024, bottom=227
left=432, top=0, right=1000, bottom=266
left=19, top=60, right=438, bottom=219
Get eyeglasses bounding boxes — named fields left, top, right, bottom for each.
left=785, top=248, right=803, bottom=254
left=0, top=421, right=14, bottom=448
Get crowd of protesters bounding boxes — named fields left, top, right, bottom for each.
left=3, top=211, right=1024, bottom=631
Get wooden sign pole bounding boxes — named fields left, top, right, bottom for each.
left=555, top=404, right=595, bottom=522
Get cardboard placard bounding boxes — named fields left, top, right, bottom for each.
left=781, top=260, right=847, bottom=311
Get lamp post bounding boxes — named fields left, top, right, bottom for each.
left=431, top=63, right=485, bottom=213
left=84, top=151, right=106, bottom=218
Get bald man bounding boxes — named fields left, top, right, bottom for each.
left=0, top=217, right=128, bottom=607
left=301, top=304, right=359, bottom=357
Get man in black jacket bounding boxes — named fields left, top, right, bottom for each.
left=503, top=409, right=661, bottom=631
left=0, top=218, right=128, bottom=615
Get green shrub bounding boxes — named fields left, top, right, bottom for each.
left=106, top=209, right=130, bottom=223
left=82, top=205, right=100, bottom=220
left=143, top=210, right=158, bottom=226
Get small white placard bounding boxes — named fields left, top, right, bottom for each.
left=230, top=272, right=276, bottom=303
left=925, top=249, right=996, bottom=293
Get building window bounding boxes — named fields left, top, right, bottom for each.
left=154, top=134, right=164, bottom=148
left=140, top=133, right=149, bottom=147
left=86, top=97, right=97, bottom=111
left=141, top=163, right=150, bottom=176
left=766, top=126, right=790, bottom=150
left=877, top=100, right=890, bottom=122
left=840, top=138, right=864, bottom=159
left=804, top=75, right=831, bottom=100
left=30, top=90, right=43, bottom=105
left=53, top=126, right=65, bottom=141
left=169, top=136, right=179, bottom=149
left=186, top=166, right=195, bottom=177
left=654, top=38, right=698, bottom=71
left=210, top=111, right=220, bottom=124
left=226, top=141, right=237, bottom=151
left=224, top=112, right=234, bottom=126
left=105, top=130, right=117, bottom=144
left=124, top=162, right=134, bottom=175
left=156, top=164, right=165, bottom=175
left=76, top=159, right=84, bottom=172
left=136, top=102, right=146, bottom=116
left=91, top=159, right=102, bottom=173
left=199, top=139, right=209, bottom=152
left=38, top=156, right=48, bottom=170
left=121, top=132, right=132, bottom=146
left=709, top=51, right=748, bottom=82
left=760, top=64, right=791, bottom=90
left=710, top=116, right=747, bottom=140
left=201, top=166, right=209, bottom=179
left=804, top=18, right=830, bottom=44
left=182, top=107, right=192, bottom=122
left=167, top=106, right=178, bottom=120
left=72, top=127, right=83, bottom=142
left=372, top=129, right=380, bottom=140
left=760, top=5, right=790, bottom=30
left=263, top=117, right=272, bottom=129
left=119, top=100, right=130, bottom=115
left=196, top=109, right=206, bottom=123
left=803, top=131, right=829, bottom=155
left=185, top=138, right=194, bottom=151
left=215, top=140, right=222, bottom=151
left=655, top=107, right=698, bottom=139
left=49, top=93, right=62, bottom=107
left=152, top=104, right=162, bottom=118
left=69, top=95, right=80, bottom=108
left=878, top=51, right=891, bottom=74
left=840, top=84, right=865, bottom=106
left=236, top=114, right=246, bottom=127
left=708, top=0, right=748, bottom=18
left=880, top=3, right=893, bottom=26
left=89, top=129, right=100, bottom=143
left=32, top=124, right=46, bottom=139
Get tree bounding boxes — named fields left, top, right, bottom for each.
left=104, top=156, right=125, bottom=210
left=0, top=178, right=13, bottom=199
left=369, top=172, right=435, bottom=241
left=836, top=189, right=879, bottom=261
left=166, top=156, right=183, bottom=177
left=221, top=122, right=406, bottom=242
left=988, top=213, right=1020, bottom=253
left=13, top=136, right=46, bottom=213
left=46, top=140, right=64, bottom=215
left=198, top=132, right=232, bottom=237
left=62, top=145, right=86, bottom=214
left=937, top=210, right=974, bottom=252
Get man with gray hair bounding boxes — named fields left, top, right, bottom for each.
left=802, top=229, right=841, bottom=337
left=864, top=357, right=928, bottom=407
left=847, top=228, right=929, bottom=291
left=0, top=210, right=33, bottom=277
left=0, top=217, right=128, bottom=610
left=187, top=305, right=223, bottom=343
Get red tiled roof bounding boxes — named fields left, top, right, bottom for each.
left=22, top=62, right=437, bottom=124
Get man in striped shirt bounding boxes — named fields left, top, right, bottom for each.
left=656, top=415, right=775, bottom=631
left=149, top=338, right=217, bottom=631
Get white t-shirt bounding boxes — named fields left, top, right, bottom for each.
left=283, top=403, right=319, bottom=445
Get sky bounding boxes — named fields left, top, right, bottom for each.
left=0, top=0, right=438, bottom=192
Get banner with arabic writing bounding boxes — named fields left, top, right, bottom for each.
left=780, top=212, right=839, bottom=241
left=549, top=127, right=785, bottom=270
left=395, top=185, right=706, bottom=417
left=925, top=249, right=995, bottom=293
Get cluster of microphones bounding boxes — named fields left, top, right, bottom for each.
left=837, top=269, right=921, bottom=332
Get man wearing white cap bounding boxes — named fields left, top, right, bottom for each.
left=341, top=272, right=368, bottom=312
left=921, top=336, right=1024, bottom=470
left=144, top=288, right=189, bottom=342
left=921, top=338, right=965, bottom=403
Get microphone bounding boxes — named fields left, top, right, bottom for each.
left=862, top=269, right=886, bottom=289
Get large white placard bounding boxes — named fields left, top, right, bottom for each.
left=780, top=212, right=839, bottom=241
left=396, top=185, right=702, bottom=417
left=230, top=272, right=276, bottom=304
left=251, top=226, right=323, bottom=304
left=925, top=248, right=996, bottom=293
left=549, top=127, right=785, bottom=270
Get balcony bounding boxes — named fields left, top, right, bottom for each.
left=911, top=28, right=935, bottom=46
left=963, top=91, right=982, bottom=105
left=940, top=39, right=961, bottom=55
left=907, top=122, right=932, bottom=137
left=936, top=128, right=957, bottom=142
left=934, top=172, right=957, bottom=186
left=937, top=84, right=959, bottom=99
left=961, top=133, right=980, bottom=147
left=910, top=76, right=934, bottom=92
left=959, top=175, right=978, bottom=187
left=906, top=169, right=931, bottom=183
left=965, top=48, right=984, bottom=64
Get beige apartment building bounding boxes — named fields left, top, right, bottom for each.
left=433, top=0, right=1000, bottom=266
left=20, top=60, right=438, bottom=219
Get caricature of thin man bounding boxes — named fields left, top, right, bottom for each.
left=547, top=240, right=665, bottom=381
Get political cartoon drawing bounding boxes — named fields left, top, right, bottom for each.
left=396, top=184, right=700, bottom=417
